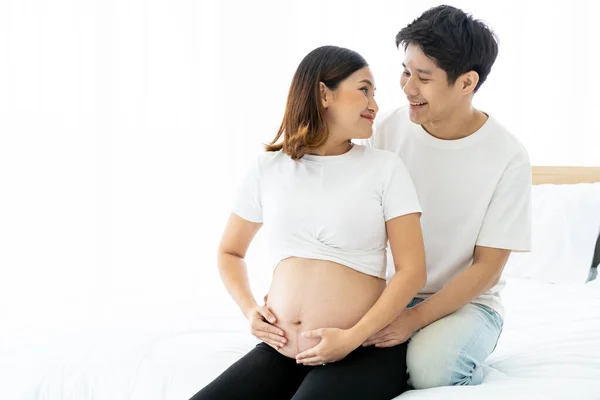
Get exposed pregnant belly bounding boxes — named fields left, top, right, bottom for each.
left=266, top=257, right=385, bottom=359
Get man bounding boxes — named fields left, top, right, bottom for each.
left=363, top=5, right=532, bottom=389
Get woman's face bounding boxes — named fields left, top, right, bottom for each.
left=322, top=67, right=378, bottom=141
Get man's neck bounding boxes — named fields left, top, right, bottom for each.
left=421, top=106, right=488, bottom=141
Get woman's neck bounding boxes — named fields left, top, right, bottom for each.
left=310, top=139, right=353, bottom=156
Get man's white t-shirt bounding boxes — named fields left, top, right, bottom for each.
left=368, top=106, right=532, bottom=316
left=233, top=144, right=422, bottom=279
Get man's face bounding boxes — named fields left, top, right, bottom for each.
left=400, top=44, right=463, bottom=126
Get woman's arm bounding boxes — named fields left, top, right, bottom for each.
left=296, top=212, right=426, bottom=365
left=348, top=212, right=426, bottom=342
left=218, top=213, right=287, bottom=349
left=217, top=213, right=262, bottom=315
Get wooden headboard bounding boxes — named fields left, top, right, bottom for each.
left=532, top=166, right=600, bottom=185
left=533, top=167, right=600, bottom=277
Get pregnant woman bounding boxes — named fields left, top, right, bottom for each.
left=190, top=45, right=426, bottom=400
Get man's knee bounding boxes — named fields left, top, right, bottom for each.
left=407, top=336, right=489, bottom=389
left=407, top=349, right=483, bottom=388
left=406, top=343, right=454, bottom=389
left=406, top=333, right=483, bottom=389
left=406, top=304, right=501, bottom=389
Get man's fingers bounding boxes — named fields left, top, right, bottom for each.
left=363, top=338, right=384, bottom=347
left=363, top=333, right=391, bottom=347
left=299, top=357, right=324, bottom=366
left=368, top=328, right=390, bottom=342
left=375, top=339, right=400, bottom=348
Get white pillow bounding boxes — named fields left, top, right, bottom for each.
left=502, top=182, right=600, bottom=284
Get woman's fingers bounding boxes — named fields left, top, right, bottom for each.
left=248, top=305, right=287, bottom=348
left=265, top=342, right=280, bottom=351
left=253, top=327, right=284, bottom=348
left=265, top=322, right=285, bottom=337
left=251, top=320, right=286, bottom=347
left=252, top=320, right=285, bottom=338
left=258, top=305, right=276, bottom=324
left=261, top=332, right=286, bottom=347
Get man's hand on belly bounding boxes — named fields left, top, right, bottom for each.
left=245, top=304, right=287, bottom=350
left=294, top=328, right=362, bottom=366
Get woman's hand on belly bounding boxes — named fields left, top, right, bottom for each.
left=294, top=328, right=362, bottom=366
left=267, top=257, right=386, bottom=360
left=245, top=304, right=287, bottom=350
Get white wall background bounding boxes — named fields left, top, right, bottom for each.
left=1, top=0, right=599, bottom=358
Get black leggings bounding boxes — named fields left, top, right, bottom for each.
left=190, top=342, right=408, bottom=400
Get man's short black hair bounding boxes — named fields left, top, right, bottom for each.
left=396, top=5, right=499, bottom=92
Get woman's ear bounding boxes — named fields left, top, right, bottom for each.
left=320, top=82, right=330, bottom=109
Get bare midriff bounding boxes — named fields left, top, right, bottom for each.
left=266, top=257, right=385, bottom=359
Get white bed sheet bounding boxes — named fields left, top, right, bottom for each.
left=397, top=277, right=600, bottom=399
left=10, top=278, right=600, bottom=400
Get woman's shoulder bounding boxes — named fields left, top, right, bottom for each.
left=253, top=149, right=289, bottom=167
left=257, top=148, right=283, bottom=160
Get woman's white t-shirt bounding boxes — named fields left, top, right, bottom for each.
left=233, top=144, right=422, bottom=279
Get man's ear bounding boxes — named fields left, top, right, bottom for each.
left=459, top=71, right=479, bottom=95
left=320, top=82, right=330, bottom=109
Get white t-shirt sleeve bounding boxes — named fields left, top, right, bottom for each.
left=476, top=161, right=532, bottom=251
left=232, top=157, right=263, bottom=223
left=382, top=155, right=422, bottom=221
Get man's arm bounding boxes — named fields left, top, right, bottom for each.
left=409, top=246, right=510, bottom=329
left=411, top=159, right=532, bottom=328
left=363, top=245, right=511, bottom=347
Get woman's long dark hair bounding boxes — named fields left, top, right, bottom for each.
left=265, top=46, right=368, bottom=160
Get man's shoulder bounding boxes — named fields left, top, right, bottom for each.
left=484, top=115, right=530, bottom=166
left=371, top=106, right=412, bottom=150
left=376, top=105, right=410, bottom=131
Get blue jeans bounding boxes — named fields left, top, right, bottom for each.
left=401, top=298, right=503, bottom=390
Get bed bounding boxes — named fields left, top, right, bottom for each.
left=8, top=167, right=600, bottom=400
